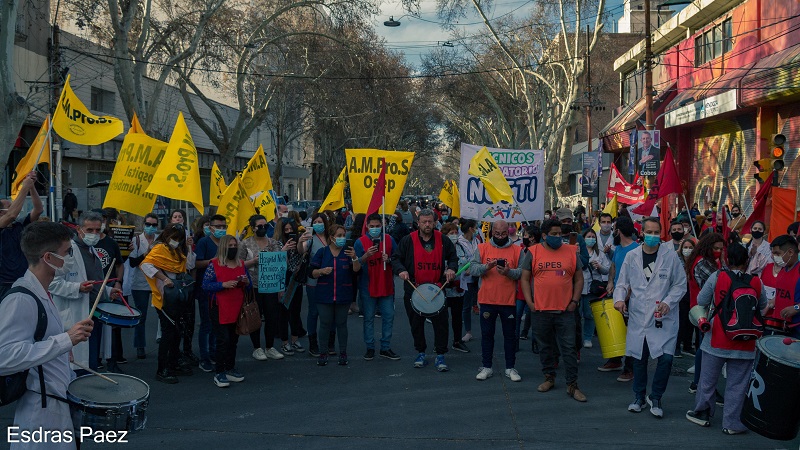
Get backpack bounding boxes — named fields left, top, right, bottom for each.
left=710, top=270, right=764, bottom=341
left=0, top=287, right=48, bottom=407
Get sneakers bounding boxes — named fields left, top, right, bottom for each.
left=519, top=334, right=529, bottom=340
left=462, top=332, right=473, bottom=342
left=226, top=370, right=244, bottom=382
left=308, top=334, right=320, bottom=357
left=583, top=340, right=593, bottom=348
left=598, top=360, right=623, bottom=372
left=567, top=383, right=587, bottom=402
left=199, top=360, right=214, bottom=373
left=281, top=343, right=295, bottom=356
left=252, top=348, right=268, bottom=361
left=476, top=367, right=494, bottom=381
left=364, top=349, right=375, bottom=361
left=537, top=376, right=555, bottom=392
left=291, top=341, right=306, bottom=353
left=156, top=369, right=178, bottom=384
left=452, top=341, right=470, bottom=353
left=687, top=364, right=695, bottom=374
left=686, top=409, right=711, bottom=427
left=646, top=396, right=663, bottom=418
left=435, top=355, right=448, bottom=372
left=338, top=353, right=348, bottom=366
left=214, top=373, right=230, bottom=388
left=722, top=428, right=746, bottom=435
left=413, top=353, right=427, bottom=368
left=505, top=368, right=521, bottom=382
left=265, top=347, right=285, bottom=360
left=117, top=357, right=128, bottom=364
left=380, top=349, right=401, bottom=360
left=688, top=382, right=698, bottom=394
left=628, top=398, right=646, bottom=413
left=317, top=354, right=328, bottom=366
left=617, top=371, right=634, bottom=382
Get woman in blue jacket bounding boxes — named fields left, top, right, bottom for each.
left=310, top=224, right=361, bottom=366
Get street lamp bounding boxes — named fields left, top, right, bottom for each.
left=384, top=16, right=401, bottom=27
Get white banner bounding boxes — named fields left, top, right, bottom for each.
left=459, top=143, right=545, bottom=222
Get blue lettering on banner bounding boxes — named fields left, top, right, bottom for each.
left=258, top=251, right=287, bottom=294
left=466, top=176, right=539, bottom=204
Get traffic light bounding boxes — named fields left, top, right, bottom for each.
left=754, top=134, right=787, bottom=185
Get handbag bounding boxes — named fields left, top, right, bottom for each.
left=236, top=288, right=261, bottom=335
left=587, top=263, right=607, bottom=299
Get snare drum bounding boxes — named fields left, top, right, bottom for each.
left=93, top=302, right=141, bottom=328
left=410, top=283, right=447, bottom=317
left=763, top=317, right=790, bottom=336
left=68, top=373, right=150, bottom=433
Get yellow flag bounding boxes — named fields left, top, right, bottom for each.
left=467, top=146, right=514, bottom=204
left=319, top=167, right=347, bottom=212
left=438, top=179, right=461, bottom=217
left=218, top=177, right=256, bottom=237
left=209, top=162, right=227, bottom=207
left=592, top=194, right=618, bottom=233
left=145, top=112, right=204, bottom=214
left=240, top=145, right=273, bottom=197
left=130, top=112, right=145, bottom=134
left=52, top=75, right=123, bottom=145
left=346, top=149, right=414, bottom=214
left=103, top=120, right=167, bottom=216
left=253, top=189, right=276, bottom=222
left=11, top=117, right=51, bottom=199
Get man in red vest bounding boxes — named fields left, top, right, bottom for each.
left=761, top=235, right=800, bottom=338
left=394, top=209, right=458, bottom=372
left=470, top=220, right=523, bottom=382
left=520, top=219, right=587, bottom=402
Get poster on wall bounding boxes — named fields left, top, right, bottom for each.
left=459, top=143, right=545, bottom=222
left=581, top=152, right=599, bottom=197
left=638, top=129, right=661, bottom=176
left=628, top=129, right=637, bottom=176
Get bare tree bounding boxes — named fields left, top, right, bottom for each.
left=0, top=1, right=30, bottom=167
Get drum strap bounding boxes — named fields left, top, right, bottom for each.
left=29, top=390, right=69, bottom=405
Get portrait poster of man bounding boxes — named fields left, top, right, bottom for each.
left=581, top=152, right=599, bottom=197
left=638, top=129, right=660, bottom=176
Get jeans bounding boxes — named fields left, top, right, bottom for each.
left=580, top=294, right=596, bottom=342
left=249, top=290, right=281, bottom=350
left=196, top=289, right=215, bottom=362
left=515, top=300, right=530, bottom=340
left=447, top=296, right=464, bottom=344
left=694, top=351, right=752, bottom=431
left=179, top=290, right=196, bottom=354
left=278, top=273, right=306, bottom=341
left=404, top=294, right=449, bottom=355
left=88, top=318, right=103, bottom=370
left=317, top=303, right=350, bottom=354
left=306, top=285, right=319, bottom=336
left=131, top=290, right=151, bottom=349
left=156, top=308, right=181, bottom=372
left=531, top=311, right=579, bottom=384
left=480, top=304, right=517, bottom=369
left=210, top=305, right=239, bottom=375
left=462, top=282, right=478, bottom=334
left=632, top=338, right=674, bottom=401
left=362, top=292, right=395, bottom=351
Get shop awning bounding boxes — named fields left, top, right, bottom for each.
left=663, top=65, right=756, bottom=128
left=740, top=44, right=800, bottom=106
left=600, top=83, right=676, bottom=152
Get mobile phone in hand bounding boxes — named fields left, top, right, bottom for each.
left=372, top=238, right=381, bottom=247
left=496, top=259, right=506, bottom=268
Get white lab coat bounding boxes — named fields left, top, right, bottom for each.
left=0, top=270, right=76, bottom=449
left=613, top=244, right=687, bottom=359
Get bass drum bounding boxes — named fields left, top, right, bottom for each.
left=410, top=283, right=447, bottom=317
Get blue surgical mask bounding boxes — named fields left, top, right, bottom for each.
left=545, top=235, right=563, bottom=249
left=213, top=229, right=226, bottom=239
left=312, top=223, right=325, bottom=234
left=643, top=234, right=661, bottom=247
left=144, top=225, right=158, bottom=236
left=203, top=225, right=211, bottom=236
left=334, top=237, right=346, bottom=247
left=442, top=215, right=449, bottom=221
left=368, top=227, right=381, bottom=238
left=584, top=238, right=596, bottom=248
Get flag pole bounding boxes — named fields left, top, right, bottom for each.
left=48, top=127, right=56, bottom=221
left=681, top=193, right=697, bottom=239
left=33, top=115, right=53, bottom=167
left=382, top=194, right=386, bottom=270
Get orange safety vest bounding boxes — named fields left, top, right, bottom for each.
left=476, top=243, right=521, bottom=306
left=530, top=243, right=577, bottom=311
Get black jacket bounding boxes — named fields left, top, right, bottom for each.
left=392, top=231, right=458, bottom=297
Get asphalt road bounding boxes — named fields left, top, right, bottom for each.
left=3, top=283, right=799, bottom=449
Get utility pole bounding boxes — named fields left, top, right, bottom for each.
left=644, top=0, right=654, bottom=130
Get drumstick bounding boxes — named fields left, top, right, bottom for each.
left=118, top=294, right=135, bottom=315
left=87, top=258, right=116, bottom=321
left=71, top=361, right=119, bottom=385
left=405, top=279, right=430, bottom=303
left=90, top=278, right=118, bottom=285
left=783, top=337, right=800, bottom=345
left=433, top=262, right=472, bottom=297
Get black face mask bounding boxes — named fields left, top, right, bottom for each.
left=613, top=232, right=621, bottom=246
left=255, top=228, right=267, bottom=237
left=493, top=236, right=509, bottom=247
left=671, top=231, right=684, bottom=241
left=226, top=248, right=238, bottom=261
left=731, top=212, right=740, bottom=218
left=751, top=230, right=764, bottom=240
left=522, top=238, right=531, bottom=247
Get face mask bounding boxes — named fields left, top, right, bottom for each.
left=751, top=230, right=764, bottom=240
left=684, top=226, right=690, bottom=234
left=144, top=225, right=158, bottom=236
left=671, top=231, right=684, bottom=241
left=82, top=232, right=100, bottom=247
left=545, top=235, right=563, bottom=249
left=203, top=226, right=211, bottom=236
left=448, top=234, right=459, bottom=243
left=213, top=229, right=226, bottom=239
left=442, top=215, right=449, bottom=221
left=585, top=238, right=596, bottom=248
left=255, top=228, right=267, bottom=238
left=226, top=248, right=238, bottom=260
left=682, top=248, right=693, bottom=258
left=600, top=224, right=612, bottom=234
left=731, top=212, right=740, bottom=218
left=334, top=237, right=346, bottom=248
left=773, top=253, right=787, bottom=267
left=312, top=223, right=325, bottom=234
left=341, top=208, right=347, bottom=212
left=169, top=239, right=180, bottom=249
left=368, top=227, right=382, bottom=238
left=280, top=212, right=289, bottom=218
left=643, top=234, right=661, bottom=247
left=493, top=236, right=509, bottom=247
left=544, top=214, right=551, bottom=220
left=712, top=249, right=723, bottom=259
left=522, top=238, right=531, bottom=247
left=46, top=252, right=73, bottom=278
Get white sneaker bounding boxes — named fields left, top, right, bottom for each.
left=462, top=332, right=473, bottom=342
left=687, top=365, right=695, bottom=374
left=583, top=340, right=593, bottom=348
left=476, top=367, right=494, bottom=381
left=505, top=368, right=521, bottom=382
left=265, top=347, right=285, bottom=360
left=252, top=348, right=268, bottom=361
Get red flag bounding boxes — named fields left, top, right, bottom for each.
left=607, top=163, right=646, bottom=204
left=741, top=172, right=774, bottom=235
left=633, top=146, right=682, bottom=215
left=721, top=205, right=730, bottom=242
left=660, top=197, right=671, bottom=241
left=363, top=162, right=387, bottom=233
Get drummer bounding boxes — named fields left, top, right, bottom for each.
left=0, top=222, right=94, bottom=448
left=686, top=243, right=768, bottom=434
left=393, top=209, right=458, bottom=372
left=760, top=235, right=800, bottom=338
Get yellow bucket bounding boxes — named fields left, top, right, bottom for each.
left=590, top=298, right=627, bottom=359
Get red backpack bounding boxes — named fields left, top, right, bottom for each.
left=711, top=270, right=764, bottom=341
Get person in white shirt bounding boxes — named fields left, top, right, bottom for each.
left=745, top=221, right=771, bottom=276
left=127, top=213, right=160, bottom=359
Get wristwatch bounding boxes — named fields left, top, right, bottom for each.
left=351, top=257, right=359, bottom=262
left=794, top=304, right=799, bottom=311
